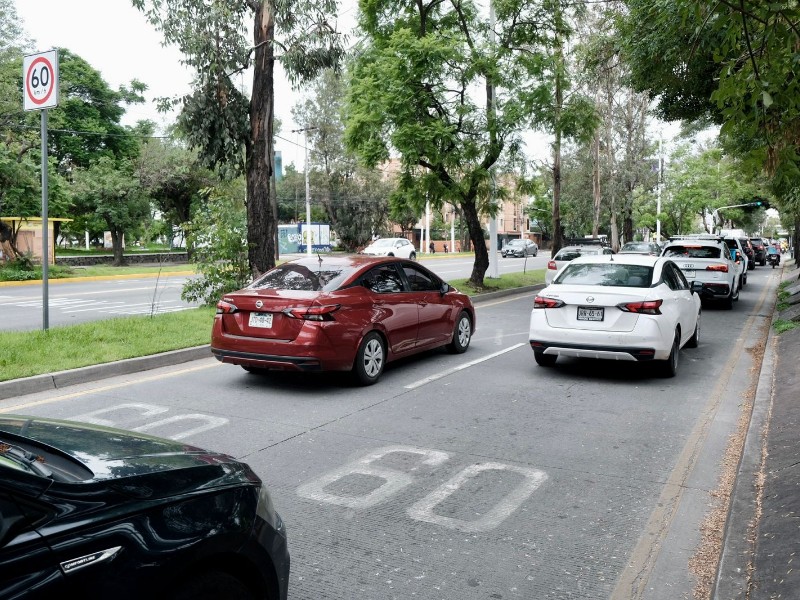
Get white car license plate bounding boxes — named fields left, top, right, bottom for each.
left=577, top=307, right=604, bottom=321
left=683, top=269, right=695, bottom=278
left=249, top=312, right=273, bottom=328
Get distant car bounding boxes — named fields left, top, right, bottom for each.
left=501, top=238, right=538, bottom=258
left=662, top=237, right=740, bottom=309
left=0, top=414, right=289, bottom=600
left=619, top=241, right=662, bottom=256
left=545, top=244, right=615, bottom=285
left=738, top=237, right=756, bottom=270
left=211, top=255, right=475, bottom=385
left=529, top=254, right=702, bottom=377
left=749, top=237, right=767, bottom=266
left=360, top=237, right=417, bottom=260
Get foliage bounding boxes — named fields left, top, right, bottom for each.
left=773, top=319, right=800, bottom=335
left=181, top=182, right=250, bottom=306
left=0, top=255, right=74, bottom=281
left=0, top=307, right=215, bottom=382
left=133, top=0, right=346, bottom=276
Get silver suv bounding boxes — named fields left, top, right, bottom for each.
left=662, top=236, right=740, bottom=309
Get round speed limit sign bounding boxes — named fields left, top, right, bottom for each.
left=23, top=50, right=59, bottom=111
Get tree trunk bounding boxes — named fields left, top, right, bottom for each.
left=248, top=1, right=278, bottom=278
left=592, top=132, right=601, bottom=237
left=462, top=198, right=488, bottom=287
left=110, top=229, right=126, bottom=266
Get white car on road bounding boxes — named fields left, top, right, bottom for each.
left=661, top=237, right=740, bottom=309
left=529, top=254, right=702, bottom=377
left=361, top=237, right=417, bottom=260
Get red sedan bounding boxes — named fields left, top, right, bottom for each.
left=211, top=255, right=476, bottom=385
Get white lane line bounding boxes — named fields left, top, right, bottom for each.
left=404, top=343, right=526, bottom=390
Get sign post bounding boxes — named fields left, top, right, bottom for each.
left=23, top=49, right=59, bottom=331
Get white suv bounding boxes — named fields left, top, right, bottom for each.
left=662, top=236, right=740, bottom=309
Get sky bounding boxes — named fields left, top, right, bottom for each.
left=14, top=0, right=358, bottom=170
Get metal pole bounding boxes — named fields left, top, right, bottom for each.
left=304, top=129, right=312, bottom=256
left=41, top=109, right=49, bottom=331
left=656, top=133, right=662, bottom=242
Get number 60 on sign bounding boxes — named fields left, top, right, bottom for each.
left=23, top=50, right=59, bottom=111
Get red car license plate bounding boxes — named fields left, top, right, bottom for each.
left=248, top=312, right=273, bottom=328
left=577, top=307, right=604, bottom=321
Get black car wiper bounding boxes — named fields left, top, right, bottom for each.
left=0, top=442, right=54, bottom=478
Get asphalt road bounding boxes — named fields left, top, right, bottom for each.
left=0, top=263, right=782, bottom=599
left=0, top=253, right=551, bottom=331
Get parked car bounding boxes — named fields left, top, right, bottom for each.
left=662, top=236, right=740, bottom=309
left=749, top=237, right=767, bottom=266
left=501, top=238, right=538, bottom=258
left=529, top=254, right=702, bottom=377
left=360, top=237, right=417, bottom=260
left=0, top=414, right=289, bottom=600
left=618, top=241, right=662, bottom=256
left=545, top=244, right=615, bottom=284
left=211, top=255, right=475, bottom=385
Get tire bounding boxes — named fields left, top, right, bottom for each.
left=409, top=252, right=416, bottom=261
left=174, top=570, right=256, bottom=600
left=447, top=311, right=472, bottom=354
left=686, top=314, right=700, bottom=348
left=733, top=282, right=740, bottom=301
left=659, top=331, right=680, bottom=378
left=533, top=349, right=557, bottom=366
left=353, top=332, right=386, bottom=386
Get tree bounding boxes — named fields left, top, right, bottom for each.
left=71, top=156, right=151, bottom=265
left=132, top=0, right=345, bottom=278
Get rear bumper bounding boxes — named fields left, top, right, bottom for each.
left=697, top=282, right=731, bottom=299
left=530, top=340, right=657, bottom=361
left=211, top=348, right=326, bottom=371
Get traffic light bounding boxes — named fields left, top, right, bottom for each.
left=750, top=198, right=770, bottom=209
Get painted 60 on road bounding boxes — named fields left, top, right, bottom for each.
left=297, top=445, right=548, bottom=533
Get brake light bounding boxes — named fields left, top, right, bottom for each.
left=547, top=260, right=557, bottom=270
left=216, top=300, right=238, bottom=314
left=617, top=299, right=663, bottom=315
left=534, top=295, right=565, bottom=309
left=706, top=264, right=728, bottom=272
left=284, top=304, right=341, bottom=321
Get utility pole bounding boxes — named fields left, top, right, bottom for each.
left=292, top=126, right=317, bottom=255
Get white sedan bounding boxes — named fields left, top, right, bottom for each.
left=360, top=237, right=417, bottom=260
left=529, top=254, right=702, bottom=377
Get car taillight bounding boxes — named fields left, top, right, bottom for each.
left=547, top=260, right=557, bottom=270
left=284, top=304, right=341, bottom=321
left=706, top=264, right=728, bottom=272
left=617, top=299, right=663, bottom=315
left=534, top=295, right=565, bottom=309
left=216, top=300, right=238, bottom=314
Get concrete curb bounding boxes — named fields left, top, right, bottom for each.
left=0, top=346, right=212, bottom=401
left=0, top=284, right=543, bottom=401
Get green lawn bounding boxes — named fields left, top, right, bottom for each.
left=0, top=267, right=544, bottom=382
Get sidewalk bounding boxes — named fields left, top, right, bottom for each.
left=715, top=258, right=800, bottom=599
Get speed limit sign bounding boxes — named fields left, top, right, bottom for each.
left=23, top=50, right=59, bottom=111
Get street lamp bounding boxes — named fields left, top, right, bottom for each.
left=291, top=126, right=318, bottom=255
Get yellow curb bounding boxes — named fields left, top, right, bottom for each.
left=0, top=270, right=195, bottom=287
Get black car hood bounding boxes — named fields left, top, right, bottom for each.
left=0, top=415, right=254, bottom=493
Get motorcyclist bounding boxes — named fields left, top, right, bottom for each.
left=767, top=244, right=780, bottom=265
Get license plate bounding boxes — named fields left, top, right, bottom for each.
left=248, top=312, right=273, bottom=328
left=684, top=269, right=695, bottom=278
left=577, top=307, right=604, bottom=321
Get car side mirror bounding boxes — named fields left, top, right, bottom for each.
left=440, top=282, right=450, bottom=295
left=691, top=281, right=704, bottom=295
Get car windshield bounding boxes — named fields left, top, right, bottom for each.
left=370, top=239, right=396, bottom=248
left=555, top=263, right=654, bottom=287
left=250, top=263, right=352, bottom=292
left=555, top=248, right=599, bottom=261
left=621, top=243, right=653, bottom=252
left=664, top=245, right=722, bottom=259
left=506, top=240, right=524, bottom=246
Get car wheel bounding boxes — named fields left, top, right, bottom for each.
left=533, top=349, right=557, bottom=366
left=447, top=311, right=472, bottom=354
left=533, top=250, right=538, bottom=256
left=409, top=252, right=416, bottom=261
left=353, top=332, right=385, bottom=386
left=686, top=314, right=700, bottom=348
left=659, top=331, right=680, bottom=378
left=732, top=283, right=740, bottom=302
left=174, top=570, right=257, bottom=600
left=722, top=289, right=734, bottom=310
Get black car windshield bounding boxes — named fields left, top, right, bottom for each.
left=555, top=263, right=653, bottom=287
left=250, top=263, right=353, bottom=292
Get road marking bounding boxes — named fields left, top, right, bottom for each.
left=404, top=343, right=525, bottom=390
left=0, top=362, right=220, bottom=412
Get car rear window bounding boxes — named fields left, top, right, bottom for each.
left=250, top=263, right=352, bottom=292
left=555, top=263, right=653, bottom=287
left=664, top=245, right=722, bottom=259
